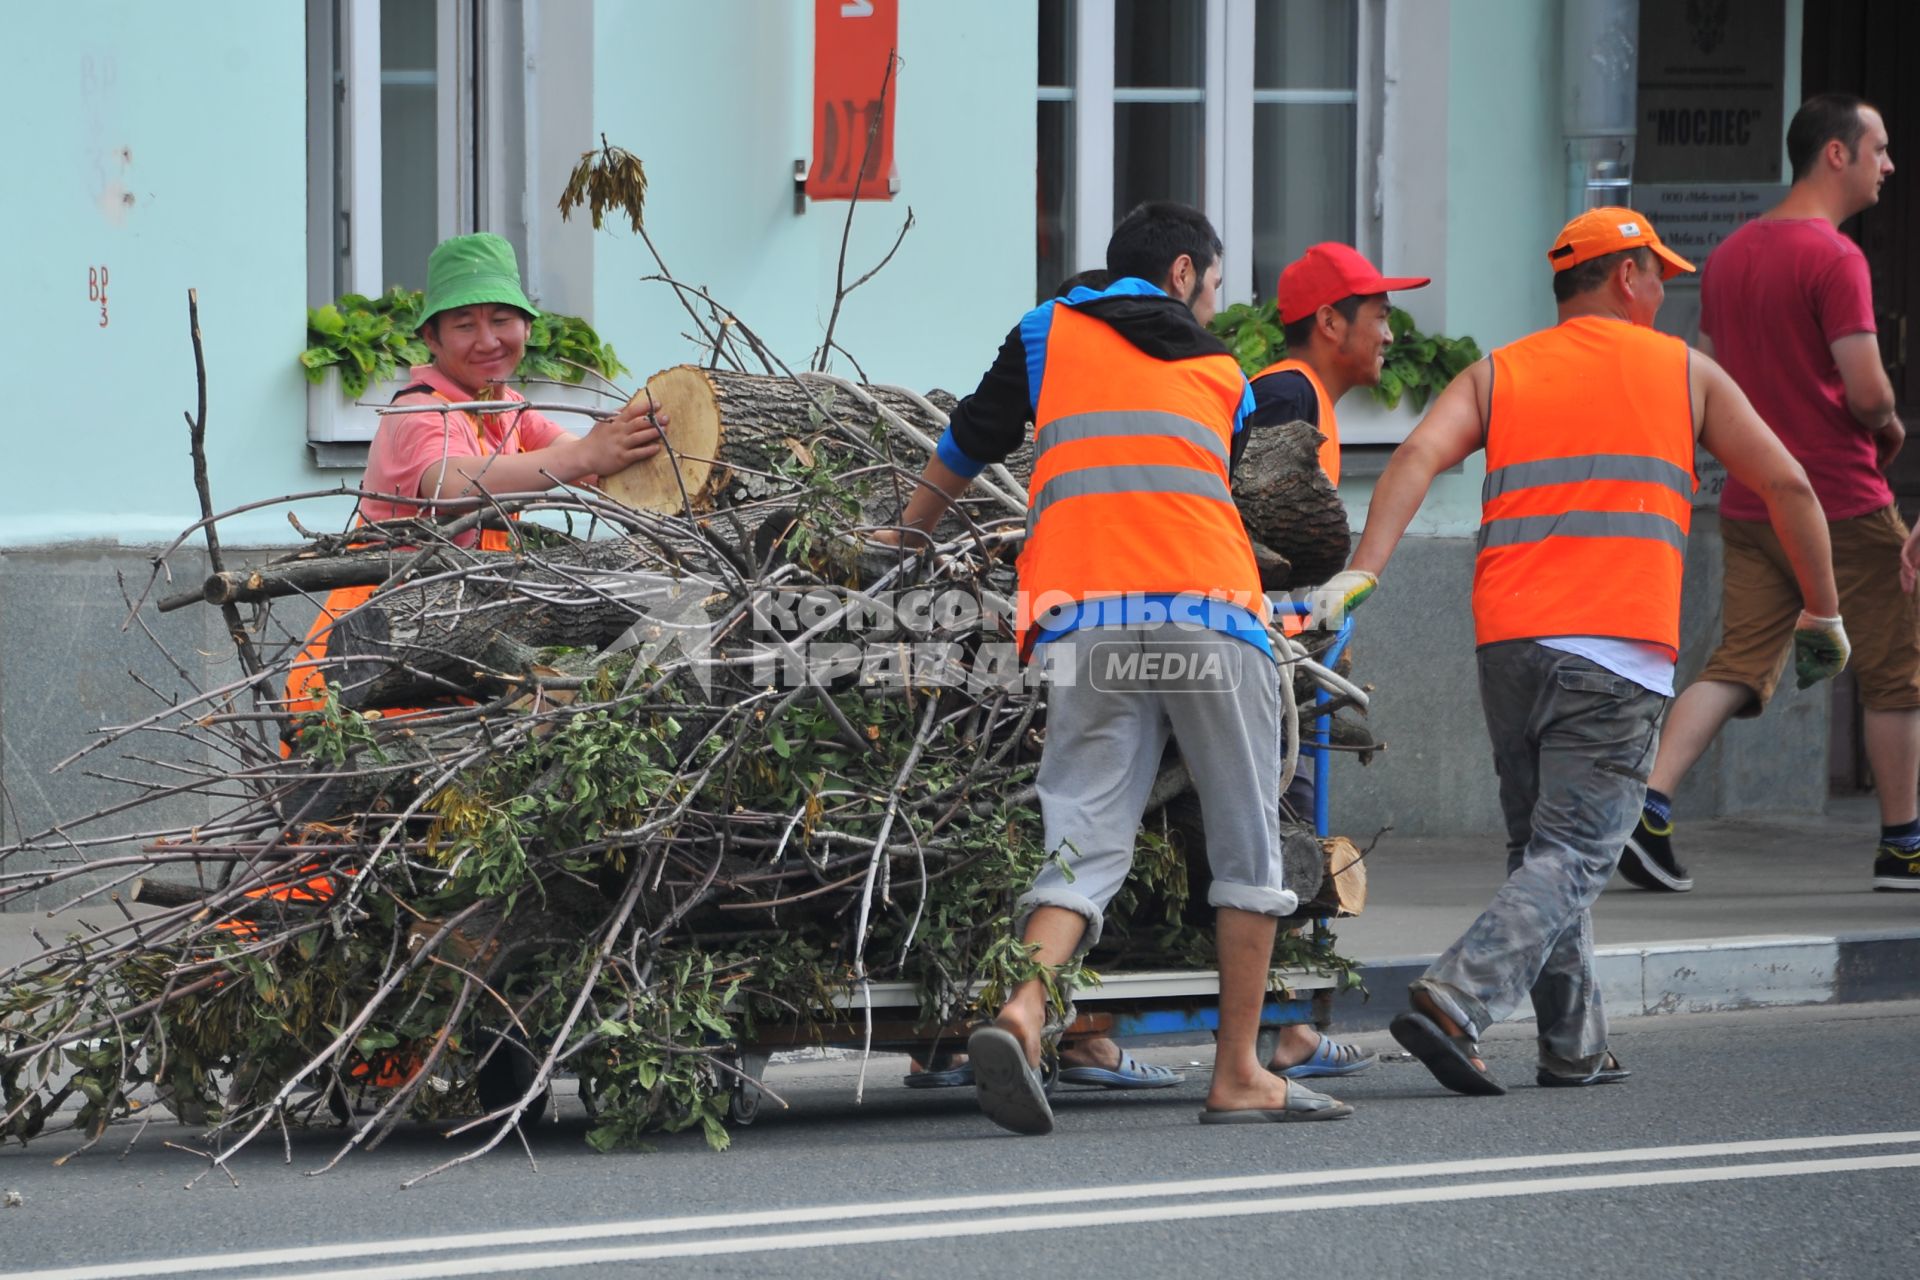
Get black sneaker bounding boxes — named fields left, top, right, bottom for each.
left=1620, top=813, right=1693, bottom=891
left=1872, top=843, right=1920, bottom=891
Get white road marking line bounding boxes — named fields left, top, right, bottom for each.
left=247, top=1151, right=1920, bottom=1279
left=7, top=1129, right=1920, bottom=1280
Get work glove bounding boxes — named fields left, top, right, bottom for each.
left=1306, top=569, right=1378, bottom=628
left=1792, top=611, right=1851, bottom=689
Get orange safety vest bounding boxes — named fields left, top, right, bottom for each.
left=284, top=386, right=522, bottom=728
left=1016, top=304, right=1266, bottom=654
left=1473, top=316, right=1695, bottom=658
left=1250, top=358, right=1340, bottom=485
left=1251, top=358, right=1341, bottom=636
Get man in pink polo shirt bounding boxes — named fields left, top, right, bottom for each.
left=1621, top=93, right=1915, bottom=894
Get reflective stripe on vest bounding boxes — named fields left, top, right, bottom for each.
left=1251, top=358, right=1340, bottom=485
left=1473, top=317, right=1695, bottom=657
left=1014, top=305, right=1264, bottom=653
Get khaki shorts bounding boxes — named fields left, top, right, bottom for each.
left=1700, top=504, right=1920, bottom=716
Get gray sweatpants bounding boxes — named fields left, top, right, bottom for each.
left=1419, top=642, right=1666, bottom=1073
left=1015, top=622, right=1297, bottom=953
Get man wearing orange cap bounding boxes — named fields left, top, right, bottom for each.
left=1249, top=243, right=1431, bottom=488
left=1311, top=208, right=1844, bottom=1095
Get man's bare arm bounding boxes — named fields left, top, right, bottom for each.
left=871, top=456, right=974, bottom=547
left=1832, top=332, right=1898, bottom=431
left=1348, top=360, right=1490, bottom=577
left=1692, top=351, right=1839, bottom=617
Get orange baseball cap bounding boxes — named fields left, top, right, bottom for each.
left=1276, top=244, right=1430, bottom=325
left=1548, top=207, right=1694, bottom=279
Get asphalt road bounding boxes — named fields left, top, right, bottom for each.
left=4, top=1001, right=1918, bottom=1280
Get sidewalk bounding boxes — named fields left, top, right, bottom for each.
left=1324, top=793, right=1920, bottom=1030
left=4, top=797, right=1916, bottom=1025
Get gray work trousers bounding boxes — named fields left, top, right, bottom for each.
left=1015, top=622, right=1296, bottom=953
left=1419, top=642, right=1666, bottom=1072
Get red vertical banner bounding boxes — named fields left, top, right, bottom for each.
left=806, top=0, right=898, bottom=201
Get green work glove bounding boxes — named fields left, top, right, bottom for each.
left=1307, top=569, right=1379, bottom=628
left=1793, top=612, right=1850, bottom=689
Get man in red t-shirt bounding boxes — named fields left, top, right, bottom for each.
left=1622, top=93, right=1917, bottom=894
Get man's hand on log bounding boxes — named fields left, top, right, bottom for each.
left=577, top=396, right=670, bottom=480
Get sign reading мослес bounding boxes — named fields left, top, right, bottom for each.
left=1635, top=0, right=1785, bottom=184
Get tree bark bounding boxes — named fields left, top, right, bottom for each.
left=322, top=539, right=684, bottom=710
left=1232, top=420, right=1351, bottom=590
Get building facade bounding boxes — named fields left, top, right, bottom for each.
left=3, top=0, right=1908, bottom=897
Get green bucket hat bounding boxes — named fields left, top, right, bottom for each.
left=417, top=233, right=539, bottom=330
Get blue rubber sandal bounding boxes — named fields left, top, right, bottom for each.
left=903, top=1052, right=974, bottom=1089
left=1056, top=1047, right=1182, bottom=1089
left=903, top=1062, right=974, bottom=1089
left=1278, top=1033, right=1378, bottom=1080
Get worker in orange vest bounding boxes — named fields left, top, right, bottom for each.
left=1320, top=208, right=1847, bottom=1095
left=885, top=202, right=1353, bottom=1134
left=1252, top=243, right=1429, bottom=820
left=1251, top=242, right=1430, bottom=489
left=285, top=233, right=667, bottom=730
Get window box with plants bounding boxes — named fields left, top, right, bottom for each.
left=1209, top=300, right=1481, bottom=448
left=299, top=286, right=629, bottom=465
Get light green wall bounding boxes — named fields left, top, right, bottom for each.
left=0, top=2, right=332, bottom=548
left=1442, top=0, right=1563, bottom=351
left=1, top=2, right=1040, bottom=552
left=589, top=0, right=1040, bottom=397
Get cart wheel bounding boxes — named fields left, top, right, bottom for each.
left=727, top=1052, right=771, bottom=1126
left=1255, top=1026, right=1285, bottom=1070
left=1039, top=1049, right=1060, bottom=1097
left=475, top=1029, right=549, bottom=1127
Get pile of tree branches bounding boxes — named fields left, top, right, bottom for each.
left=1, top=144, right=1377, bottom=1186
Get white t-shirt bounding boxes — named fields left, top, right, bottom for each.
left=1538, top=636, right=1675, bottom=697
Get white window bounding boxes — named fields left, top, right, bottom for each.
left=306, top=0, right=530, bottom=304
left=1037, top=0, right=1372, bottom=305
left=305, top=1, right=594, bottom=461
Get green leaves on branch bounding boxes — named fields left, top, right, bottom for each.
left=1208, top=301, right=1482, bottom=413
left=299, top=287, right=628, bottom=400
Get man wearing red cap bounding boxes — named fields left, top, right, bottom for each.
left=1313, top=207, right=1844, bottom=1095
left=1249, top=243, right=1430, bottom=488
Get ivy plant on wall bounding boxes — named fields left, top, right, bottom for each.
left=1209, top=300, right=1482, bottom=413
left=299, top=287, right=629, bottom=399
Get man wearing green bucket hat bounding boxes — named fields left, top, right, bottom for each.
left=286, top=234, right=665, bottom=727
left=356, top=232, right=666, bottom=532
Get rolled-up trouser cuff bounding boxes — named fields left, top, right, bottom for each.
left=1207, top=882, right=1300, bottom=920
left=1538, top=1044, right=1612, bottom=1076
left=1013, top=887, right=1105, bottom=956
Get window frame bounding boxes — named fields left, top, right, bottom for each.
left=1045, top=0, right=1379, bottom=307
left=304, top=0, right=543, bottom=458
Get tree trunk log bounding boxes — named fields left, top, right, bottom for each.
left=601, top=367, right=957, bottom=516
left=1232, top=420, right=1351, bottom=590
left=323, top=539, right=685, bottom=710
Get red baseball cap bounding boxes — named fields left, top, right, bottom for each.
left=1548, top=207, right=1694, bottom=279
left=1277, top=243, right=1430, bottom=325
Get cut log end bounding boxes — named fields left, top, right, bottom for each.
left=603, top=366, right=729, bottom=513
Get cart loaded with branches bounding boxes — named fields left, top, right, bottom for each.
left=0, top=144, right=1379, bottom=1185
